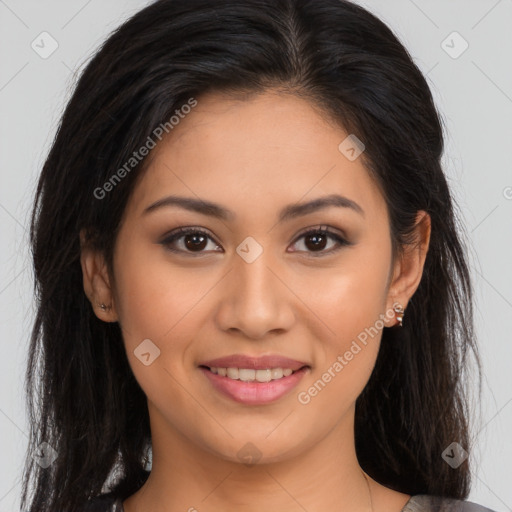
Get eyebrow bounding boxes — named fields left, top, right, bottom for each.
left=142, top=193, right=365, bottom=221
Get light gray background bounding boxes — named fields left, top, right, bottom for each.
left=1, top=1, right=511, bottom=510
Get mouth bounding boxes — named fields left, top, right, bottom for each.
left=199, top=365, right=309, bottom=382
left=198, top=364, right=311, bottom=405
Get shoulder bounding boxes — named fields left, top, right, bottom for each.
left=403, top=494, right=498, bottom=512
left=82, top=492, right=123, bottom=512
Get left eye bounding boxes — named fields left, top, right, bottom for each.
left=160, top=226, right=349, bottom=256
left=290, top=227, right=350, bottom=256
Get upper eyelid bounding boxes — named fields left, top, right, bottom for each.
left=294, top=225, right=346, bottom=239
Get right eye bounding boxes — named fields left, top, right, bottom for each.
left=159, top=227, right=223, bottom=255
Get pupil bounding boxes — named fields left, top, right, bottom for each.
left=185, top=234, right=207, bottom=251
left=306, top=233, right=326, bottom=251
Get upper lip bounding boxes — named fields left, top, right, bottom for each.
left=199, top=354, right=310, bottom=371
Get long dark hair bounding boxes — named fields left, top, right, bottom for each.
left=23, top=0, right=481, bottom=510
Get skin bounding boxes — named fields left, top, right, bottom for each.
left=81, top=90, right=431, bottom=512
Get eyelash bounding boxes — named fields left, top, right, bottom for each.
left=159, top=225, right=351, bottom=257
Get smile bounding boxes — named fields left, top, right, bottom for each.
left=208, top=366, right=297, bottom=382
left=200, top=365, right=310, bottom=405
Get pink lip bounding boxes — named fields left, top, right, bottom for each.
left=200, top=366, right=310, bottom=405
left=199, top=354, right=309, bottom=371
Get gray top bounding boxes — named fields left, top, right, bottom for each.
left=401, top=495, right=497, bottom=512
left=84, top=493, right=498, bottom=511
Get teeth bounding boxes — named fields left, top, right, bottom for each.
left=209, top=367, right=296, bottom=381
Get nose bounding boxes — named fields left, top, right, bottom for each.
left=214, top=248, right=296, bottom=340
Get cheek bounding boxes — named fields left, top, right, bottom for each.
left=293, top=243, right=391, bottom=403
left=111, top=246, right=211, bottom=408
left=299, top=244, right=391, bottom=348
left=112, top=236, right=211, bottom=344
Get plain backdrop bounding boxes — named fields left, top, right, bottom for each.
left=1, top=1, right=511, bottom=511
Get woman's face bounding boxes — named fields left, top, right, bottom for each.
left=93, top=90, right=427, bottom=464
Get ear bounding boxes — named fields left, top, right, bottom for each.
left=385, top=211, right=431, bottom=325
left=80, top=228, right=118, bottom=322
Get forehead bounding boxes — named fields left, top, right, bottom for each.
left=125, top=90, right=387, bottom=223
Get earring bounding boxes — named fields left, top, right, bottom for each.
left=98, top=302, right=111, bottom=312
left=393, top=303, right=405, bottom=327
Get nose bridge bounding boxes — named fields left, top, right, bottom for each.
left=233, top=233, right=275, bottom=287
left=215, top=239, right=295, bottom=338
left=234, top=242, right=279, bottom=306
left=238, top=248, right=276, bottom=300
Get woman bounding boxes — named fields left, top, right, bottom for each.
left=22, top=0, right=496, bottom=511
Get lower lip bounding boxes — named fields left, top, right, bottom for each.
left=200, top=366, right=309, bottom=405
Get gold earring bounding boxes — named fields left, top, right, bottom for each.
left=393, top=303, right=405, bottom=327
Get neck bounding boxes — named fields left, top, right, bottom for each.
left=124, top=402, right=379, bottom=512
